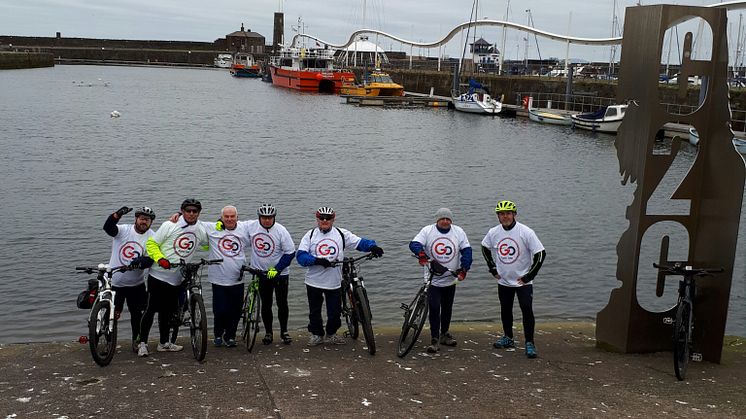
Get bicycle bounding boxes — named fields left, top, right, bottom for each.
left=333, top=253, right=377, bottom=355
left=654, top=261, right=724, bottom=381
left=76, top=263, right=132, bottom=366
left=170, top=258, right=223, bottom=362
left=239, top=266, right=262, bottom=352
left=397, top=258, right=458, bottom=358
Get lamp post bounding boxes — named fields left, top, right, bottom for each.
left=188, top=50, right=191, bottom=65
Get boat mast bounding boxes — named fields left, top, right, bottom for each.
left=499, top=0, right=510, bottom=75
left=564, top=12, right=572, bottom=76
left=735, top=13, right=743, bottom=78
left=609, top=0, right=618, bottom=78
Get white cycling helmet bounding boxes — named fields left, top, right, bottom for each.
left=135, top=206, right=156, bottom=220
left=257, top=203, right=277, bottom=217
left=316, top=206, right=335, bottom=218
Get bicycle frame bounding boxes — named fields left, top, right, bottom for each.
left=78, top=265, right=122, bottom=334
left=654, top=262, right=724, bottom=380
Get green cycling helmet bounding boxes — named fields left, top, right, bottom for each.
left=495, top=200, right=517, bottom=213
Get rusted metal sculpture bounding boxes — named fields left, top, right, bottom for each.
left=596, top=5, right=745, bottom=363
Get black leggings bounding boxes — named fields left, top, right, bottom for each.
left=113, top=283, right=147, bottom=342
left=428, top=284, right=456, bottom=339
left=212, top=283, right=244, bottom=341
left=139, top=276, right=181, bottom=345
left=497, top=283, right=535, bottom=343
left=259, top=274, right=289, bottom=334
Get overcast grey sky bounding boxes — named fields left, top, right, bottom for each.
left=0, top=1, right=737, bottom=62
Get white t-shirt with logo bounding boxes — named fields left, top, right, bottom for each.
left=481, top=221, right=544, bottom=287
left=107, top=224, right=154, bottom=287
left=298, top=227, right=362, bottom=290
left=200, top=221, right=249, bottom=286
left=240, top=220, right=296, bottom=275
left=412, top=224, right=471, bottom=287
left=148, top=216, right=208, bottom=286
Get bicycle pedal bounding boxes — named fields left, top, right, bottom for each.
left=662, top=317, right=673, bottom=325
left=692, top=353, right=703, bottom=362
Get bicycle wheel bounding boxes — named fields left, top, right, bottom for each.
left=189, top=293, right=208, bottom=362
left=342, top=287, right=359, bottom=339
left=354, top=287, right=376, bottom=355
left=246, top=291, right=261, bottom=352
left=673, top=300, right=692, bottom=381
left=88, top=299, right=117, bottom=367
left=397, top=286, right=428, bottom=358
left=240, top=289, right=250, bottom=344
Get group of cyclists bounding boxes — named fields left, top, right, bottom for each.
left=101, top=198, right=545, bottom=359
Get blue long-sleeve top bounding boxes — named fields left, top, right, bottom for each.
left=275, top=252, right=296, bottom=272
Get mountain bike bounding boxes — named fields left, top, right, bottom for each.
left=397, top=259, right=458, bottom=358
left=333, top=253, right=377, bottom=355
left=654, top=262, right=724, bottom=381
left=76, top=263, right=131, bottom=366
left=171, top=258, right=223, bottom=362
left=239, top=266, right=262, bottom=352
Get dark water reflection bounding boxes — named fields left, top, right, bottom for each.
left=0, top=65, right=743, bottom=343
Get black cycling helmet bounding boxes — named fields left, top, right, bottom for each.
left=181, top=198, right=202, bottom=212
left=257, top=203, right=277, bottom=217
left=134, top=206, right=156, bottom=220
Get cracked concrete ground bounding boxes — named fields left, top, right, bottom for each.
left=1, top=322, right=744, bottom=418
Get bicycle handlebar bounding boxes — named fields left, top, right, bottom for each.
left=241, top=266, right=265, bottom=275
left=653, top=262, right=724, bottom=277
left=171, top=258, right=224, bottom=268
left=410, top=254, right=459, bottom=277
left=75, top=264, right=131, bottom=275
left=329, top=253, right=375, bottom=267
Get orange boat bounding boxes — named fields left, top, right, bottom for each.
left=340, top=70, right=404, bottom=97
left=269, top=47, right=353, bottom=93
left=230, top=53, right=261, bottom=78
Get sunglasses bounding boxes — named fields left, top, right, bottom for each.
left=183, top=208, right=200, bottom=214
left=317, top=214, right=334, bottom=221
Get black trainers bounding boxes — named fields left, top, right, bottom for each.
left=281, top=332, right=292, bottom=345
left=426, top=338, right=440, bottom=353
left=262, top=333, right=273, bottom=345
left=439, top=332, right=457, bottom=347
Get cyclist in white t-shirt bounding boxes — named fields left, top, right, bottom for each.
left=409, top=208, right=472, bottom=353
left=481, top=200, right=546, bottom=359
left=204, top=205, right=248, bottom=348
left=242, top=204, right=296, bottom=346
left=296, top=206, right=384, bottom=347
left=138, top=198, right=208, bottom=357
left=103, top=206, right=155, bottom=352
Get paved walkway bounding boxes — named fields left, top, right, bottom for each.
left=1, top=322, right=744, bottom=418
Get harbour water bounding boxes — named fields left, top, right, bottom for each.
left=0, top=65, right=744, bottom=343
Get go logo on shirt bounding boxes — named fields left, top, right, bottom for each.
left=173, top=232, right=197, bottom=258
left=316, top=238, right=339, bottom=258
left=218, top=234, right=241, bottom=258
left=496, top=237, right=520, bottom=264
left=118, top=241, right=143, bottom=265
left=431, top=237, right=456, bottom=263
left=253, top=233, right=275, bottom=258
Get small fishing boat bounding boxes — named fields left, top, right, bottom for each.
left=230, top=53, right=261, bottom=78
left=528, top=108, right=572, bottom=126
left=340, top=70, right=404, bottom=97
left=571, top=104, right=627, bottom=134
left=690, top=127, right=746, bottom=154
left=452, top=79, right=502, bottom=114
left=688, top=126, right=699, bottom=146
left=214, top=53, right=233, bottom=69
left=735, top=138, right=746, bottom=154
